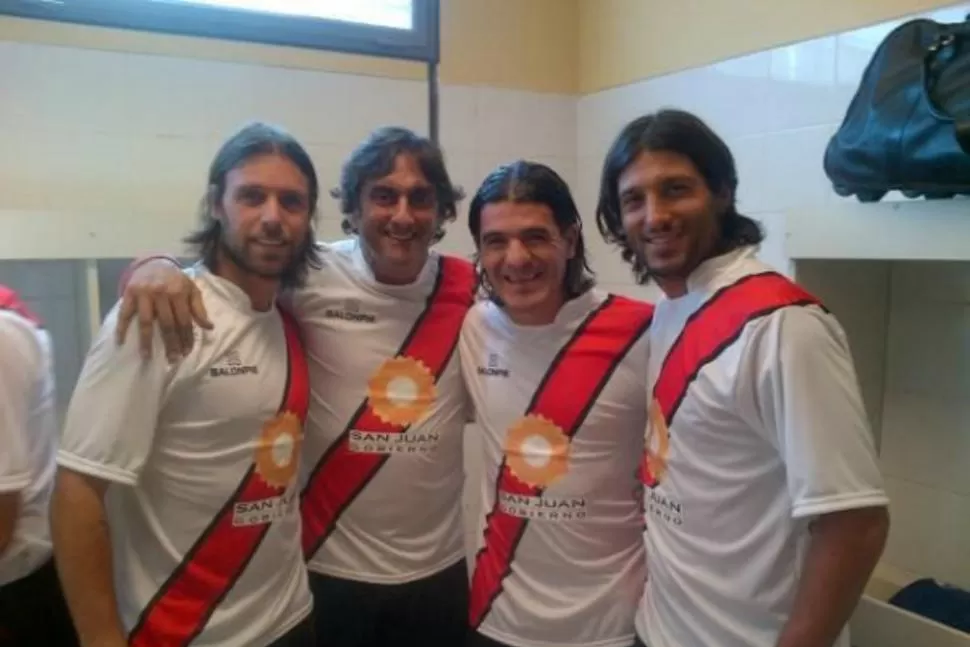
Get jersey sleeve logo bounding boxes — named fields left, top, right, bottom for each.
left=504, top=414, right=570, bottom=488
left=255, top=411, right=303, bottom=489
left=640, top=398, right=670, bottom=489
left=367, top=356, right=438, bottom=426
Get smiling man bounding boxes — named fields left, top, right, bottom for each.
left=53, top=122, right=320, bottom=647
left=114, top=126, right=477, bottom=647
left=596, top=109, right=890, bottom=647
left=461, top=161, right=651, bottom=647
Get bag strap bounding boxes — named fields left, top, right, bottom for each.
left=922, top=25, right=970, bottom=153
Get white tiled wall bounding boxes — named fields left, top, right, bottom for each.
left=0, top=38, right=576, bottom=423
left=879, top=261, right=970, bottom=589
left=576, top=2, right=970, bottom=594
left=0, top=40, right=576, bottom=258
left=798, top=259, right=970, bottom=595
left=577, top=3, right=970, bottom=294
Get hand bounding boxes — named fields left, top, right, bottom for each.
left=115, top=259, right=213, bottom=361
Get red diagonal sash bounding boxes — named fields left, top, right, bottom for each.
left=640, top=271, right=821, bottom=487
left=128, top=306, right=310, bottom=647
left=0, top=285, right=42, bottom=327
left=468, top=295, right=653, bottom=629
left=300, top=256, right=476, bottom=559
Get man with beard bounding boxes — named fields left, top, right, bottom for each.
left=112, top=127, right=476, bottom=647
left=52, top=122, right=319, bottom=647
left=595, top=109, right=889, bottom=647
left=461, top=161, right=650, bottom=647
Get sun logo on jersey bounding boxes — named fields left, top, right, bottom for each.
left=368, top=356, right=437, bottom=427
left=505, top=414, right=570, bottom=488
left=640, top=398, right=670, bottom=489
left=255, top=411, right=303, bottom=488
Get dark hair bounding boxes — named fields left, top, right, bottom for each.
left=468, top=160, right=595, bottom=301
left=333, top=126, right=462, bottom=243
left=595, top=109, right=764, bottom=284
left=184, top=121, right=322, bottom=289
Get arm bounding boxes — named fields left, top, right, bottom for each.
left=776, top=507, right=888, bottom=647
left=0, top=316, right=41, bottom=555
left=115, top=256, right=212, bottom=360
left=51, top=470, right=126, bottom=647
left=53, top=307, right=171, bottom=647
left=740, top=307, right=890, bottom=647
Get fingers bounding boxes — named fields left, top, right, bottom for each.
left=115, top=292, right=137, bottom=346
left=170, top=295, right=193, bottom=355
left=154, top=296, right=182, bottom=363
left=189, top=286, right=214, bottom=331
left=116, top=260, right=211, bottom=362
left=137, top=293, right=155, bottom=360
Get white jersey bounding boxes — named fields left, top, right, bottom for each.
left=291, top=239, right=476, bottom=584
left=0, top=293, right=57, bottom=586
left=636, top=247, right=889, bottom=647
left=462, top=289, right=651, bottom=647
left=58, top=266, right=312, bottom=647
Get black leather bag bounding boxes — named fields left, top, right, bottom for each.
left=824, top=15, right=970, bottom=202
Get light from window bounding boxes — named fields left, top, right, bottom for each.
left=153, top=0, right=414, bottom=29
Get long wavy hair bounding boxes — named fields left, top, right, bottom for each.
left=468, top=160, right=595, bottom=301
left=595, top=109, right=763, bottom=284
left=184, top=121, right=322, bottom=289
left=332, top=126, right=463, bottom=243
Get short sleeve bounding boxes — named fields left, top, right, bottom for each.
left=0, top=315, right=41, bottom=493
left=740, top=306, right=889, bottom=519
left=57, top=302, right=173, bottom=486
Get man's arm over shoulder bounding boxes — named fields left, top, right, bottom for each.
left=0, top=314, right=42, bottom=555
left=117, top=258, right=212, bottom=361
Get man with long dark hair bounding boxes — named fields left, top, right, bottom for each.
left=112, top=126, right=477, bottom=647
left=462, top=161, right=651, bottom=647
left=52, top=122, right=319, bottom=647
left=596, top=109, right=889, bottom=647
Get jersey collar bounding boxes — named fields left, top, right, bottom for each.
left=685, top=245, right=758, bottom=294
